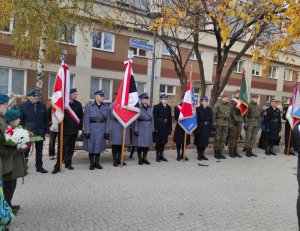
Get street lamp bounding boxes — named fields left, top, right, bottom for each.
left=149, top=0, right=162, bottom=107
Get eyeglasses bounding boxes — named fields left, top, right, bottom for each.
left=32, top=95, right=38, bottom=97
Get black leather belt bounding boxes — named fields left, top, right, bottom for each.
left=158, top=118, right=168, bottom=122
left=90, top=119, right=105, bottom=123
left=138, top=119, right=151, bottom=121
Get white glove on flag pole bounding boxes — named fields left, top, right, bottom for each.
left=51, top=63, right=79, bottom=125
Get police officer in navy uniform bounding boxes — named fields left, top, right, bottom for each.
left=83, top=90, right=109, bottom=170
left=52, top=88, right=83, bottom=174
left=18, top=89, right=49, bottom=173
left=173, top=97, right=190, bottom=161
left=264, top=98, right=281, bottom=155
left=194, top=96, right=212, bottom=161
left=153, top=94, right=172, bottom=162
left=133, top=93, right=153, bottom=165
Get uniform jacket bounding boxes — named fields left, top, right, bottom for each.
left=108, top=103, right=130, bottom=145
left=265, top=106, right=281, bottom=140
left=62, top=100, right=83, bottom=136
left=173, top=104, right=190, bottom=145
left=153, top=102, right=172, bottom=144
left=18, top=100, right=49, bottom=136
left=213, top=101, right=232, bottom=127
left=244, top=102, right=261, bottom=127
left=231, top=98, right=244, bottom=123
left=133, top=103, right=154, bottom=147
left=83, top=101, right=109, bottom=153
left=195, top=105, right=212, bottom=147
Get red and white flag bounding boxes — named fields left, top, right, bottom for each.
left=51, top=63, right=79, bottom=125
left=287, top=83, right=300, bottom=128
left=113, top=60, right=140, bottom=128
left=177, top=81, right=194, bottom=120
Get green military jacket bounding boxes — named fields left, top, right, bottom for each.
left=230, top=97, right=244, bottom=123
left=244, top=101, right=261, bottom=127
left=213, top=101, right=232, bottom=126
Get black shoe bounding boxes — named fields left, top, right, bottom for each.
left=89, top=154, right=95, bottom=170
left=214, top=150, right=221, bottom=159
left=36, top=167, right=48, bottom=173
left=229, top=149, right=235, bottom=158
left=118, top=160, right=127, bottom=166
left=12, top=205, right=20, bottom=211
left=219, top=151, right=226, bottom=159
left=12, top=208, right=18, bottom=215
left=181, top=154, right=189, bottom=161
left=90, top=165, right=95, bottom=170
left=250, top=148, right=257, bottom=157
left=176, top=155, right=181, bottom=161
left=65, top=165, right=74, bottom=170
left=198, top=152, right=203, bottom=161
left=234, top=148, right=242, bottom=158
left=52, top=169, right=59, bottom=174
left=160, top=155, right=168, bottom=161
left=246, top=148, right=252, bottom=157
left=94, top=156, right=103, bottom=169
left=138, top=159, right=143, bottom=165
left=143, top=159, right=150, bottom=165
left=201, top=151, right=208, bottom=161
left=113, top=161, right=118, bottom=167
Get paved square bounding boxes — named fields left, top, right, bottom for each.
left=11, top=147, right=298, bottom=231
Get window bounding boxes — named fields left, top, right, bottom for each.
left=193, top=87, right=200, bottom=105
left=251, top=62, right=262, bottom=76
left=189, top=50, right=202, bottom=60
left=213, top=54, right=218, bottom=64
left=48, top=73, right=74, bottom=98
left=266, top=95, right=275, bottom=102
left=0, top=18, right=14, bottom=34
left=58, top=24, right=75, bottom=44
left=161, top=43, right=178, bottom=56
left=269, top=66, right=278, bottom=79
left=0, top=67, right=26, bottom=95
left=233, top=60, right=245, bottom=73
left=92, top=32, right=114, bottom=52
left=159, top=84, right=176, bottom=95
left=284, top=69, right=292, bottom=81
left=129, top=39, right=147, bottom=57
left=90, top=77, right=112, bottom=102
left=282, top=96, right=290, bottom=105
left=136, top=82, right=145, bottom=96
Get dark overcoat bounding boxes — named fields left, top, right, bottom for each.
left=173, top=104, right=190, bottom=145
left=83, top=101, right=109, bottom=153
left=194, top=105, right=212, bottom=147
left=153, top=102, right=172, bottom=144
left=264, top=106, right=281, bottom=140
left=18, top=100, right=49, bottom=136
left=133, top=103, right=154, bottom=147
left=108, top=103, right=130, bottom=145
left=62, top=100, right=83, bottom=136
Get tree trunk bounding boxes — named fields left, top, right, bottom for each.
left=36, top=27, right=46, bottom=101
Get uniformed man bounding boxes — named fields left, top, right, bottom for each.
left=18, top=89, right=49, bottom=173
left=213, top=93, right=232, bottom=159
left=293, top=123, right=300, bottom=229
left=153, top=94, right=172, bottom=162
left=133, top=93, right=153, bottom=165
left=173, top=97, right=190, bottom=161
left=194, top=96, right=212, bottom=161
left=244, top=94, right=261, bottom=157
left=282, top=102, right=297, bottom=155
left=52, top=88, right=83, bottom=174
left=83, top=90, right=109, bottom=170
left=264, top=98, right=281, bottom=155
left=109, top=102, right=130, bottom=167
left=228, top=90, right=243, bottom=158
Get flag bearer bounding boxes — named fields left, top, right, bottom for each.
left=133, top=93, right=153, bottom=165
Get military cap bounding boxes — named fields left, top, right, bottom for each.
left=0, top=93, right=9, bottom=104
left=234, top=89, right=240, bottom=94
left=139, top=93, right=149, bottom=99
left=251, top=93, right=259, bottom=98
left=201, top=96, right=209, bottom=102
left=94, top=90, right=105, bottom=96
left=26, top=89, right=38, bottom=96
left=220, top=93, right=228, bottom=98
left=160, top=94, right=169, bottom=100
left=4, top=109, right=21, bottom=122
left=270, top=98, right=278, bottom=102
left=70, top=88, right=77, bottom=94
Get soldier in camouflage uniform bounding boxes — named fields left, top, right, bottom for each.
left=228, top=90, right=243, bottom=158
left=244, top=94, right=261, bottom=157
left=213, top=93, right=232, bottom=159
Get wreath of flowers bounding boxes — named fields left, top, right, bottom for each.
left=4, top=126, right=33, bottom=150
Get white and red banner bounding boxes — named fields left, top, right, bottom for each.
left=287, top=83, right=300, bottom=128
left=51, top=63, right=79, bottom=125
left=113, top=60, right=140, bottom=128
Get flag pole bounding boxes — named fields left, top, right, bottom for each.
left=59, top=122, right=64, bottom=171
left=121, top=127, right=126, bottom=167
left=287, top=128, right=292, bottom=156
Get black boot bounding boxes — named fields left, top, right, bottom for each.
left=219, top=150, right=226, bottom=159
left=143, top=152, right=150, bottom=165
left=176, top=148, right=181, bottom=161
left=270, top=145, right=277, bottom=155
left=250, top=148, right=257, bottom=157
left=229, top=148, right=236, bottom=158
left=214, top=150, right=221, bottom=159
left=112, top=152, right=118, bottom=167
left=94, top=155, right=103, bottom=169
left=160, top=149, right=168, bottom=161
left=197, top=149, right=203, bottom=161
left=156, top=149, right=161, bottom=162
left=201, top=149, right=208, bottom=161
left=138, top=150, right=143, bottom=165
left=234, top=148, right=242, bottom=158
left=246, top=148, right=252, bottom=157
left=89, top=154, right=95, bottom=170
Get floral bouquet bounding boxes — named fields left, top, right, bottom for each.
left=3, top=126, right=43, bottom=151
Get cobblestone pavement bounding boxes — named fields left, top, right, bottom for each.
left=10, top=147, right=298, bottom=231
